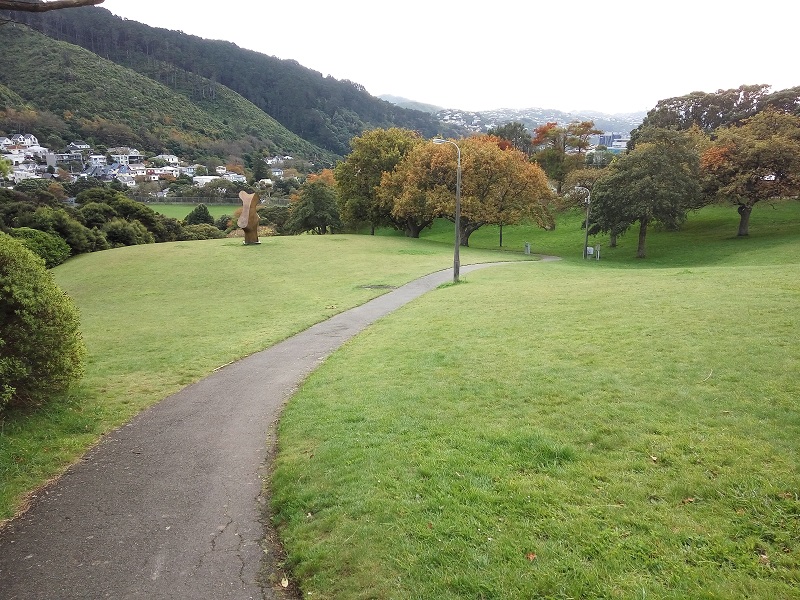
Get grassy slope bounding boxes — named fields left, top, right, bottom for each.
left=0, top=24, right=332, bottom=160
left=272, top=201, right=800, bottom=598
left=0, top=236, right=527, bottom=521
left=2, top=201, right=799, bottom=598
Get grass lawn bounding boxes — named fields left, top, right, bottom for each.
left=2, top=199, right=799, bottom=598
left=270, top=201, right=800, bottom=598
left=145, top=202, right=241, bottom=220
left=0, top=236, right=528, bottom=522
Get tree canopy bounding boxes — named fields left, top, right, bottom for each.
left=380, top=135, right=554, bottom=245
left=701, top=109, right=800, bottom=236
left=334, top=128, right=422, bottom=233
left=591, top=128, right=703, bottom=258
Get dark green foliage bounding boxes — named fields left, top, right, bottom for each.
left=179, top=223, right=227, bottom=240
left=214, top=214, right=233, bottom=231
left=631, top=84, right=800, bottom=146
left=286, top=181, right=342, bottom=235
left=9, top=226, right=71, bottom=267
left=0, top=22, right=334, bottom=164
left=77, top=201, right=119, bottom=229
left=18, top=206, right=98, bottom=254
left=488, top=121, right=534, bottom=155
left=259, top=205, right=290, bottom=234
left=3, top=7, right=462, bottom=157
left=184, top=203, right=215, bottom=226
left=102, top=218, right=154, bottom=247
left=591, top=128, right=702, bottom=258
left=0, top=234, right=86, bottom=412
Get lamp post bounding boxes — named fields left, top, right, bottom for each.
left=433, top=138, right=461, bottom=282
left=575, top=186, right=592, bottom=259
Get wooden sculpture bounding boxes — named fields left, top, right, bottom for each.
left=238, top=190, right=261, bottom=244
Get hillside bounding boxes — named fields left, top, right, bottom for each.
left=3, top=6, right=465, bottom=157
left=0, top=23, right=338, bottom=164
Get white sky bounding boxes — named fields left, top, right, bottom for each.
left=99, top=0, right=797, bottom=115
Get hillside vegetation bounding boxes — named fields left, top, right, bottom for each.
left=0, top=23, right=335, bottom=164
left=4, top=6, right=464, bottom=156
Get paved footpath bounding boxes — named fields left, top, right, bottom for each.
left=0, top=260, right=555, bottom=599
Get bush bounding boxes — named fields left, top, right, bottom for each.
left=179, top=223, right=227, bottom=240
left=215, top=214, right=233, bottom=230
left=0, top=235, right=86, bottom=412
left=9, top=226, right=71, bottom=268
left=184, top=204, right=214, bottom=226
left=102, top=218, right=155, bottom=247
left=259, top=205, right=290, bottom=234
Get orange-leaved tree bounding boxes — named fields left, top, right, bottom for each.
left=382, top=135, right=554, bottom=246
left=701, top=108, right=800, bottom=236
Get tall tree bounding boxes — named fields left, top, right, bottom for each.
left=701, top=108, right=800, bottom=236
left=384, top=136, right=553, bottom=246
left=487, top=121, right=533, bottom=156
left=591, top=128, right=703, bottom=258
left=334, top=127, right=422, bottom=233
left=532, top=120, right=600, bottom=193
left=286, top=179, right=341, bottom=235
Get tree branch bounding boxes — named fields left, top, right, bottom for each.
left=0, top=0, right=104, bottom=12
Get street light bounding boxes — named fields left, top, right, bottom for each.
left=433, top=138, right=461, bottom=282
left=575, top=186, right=592, bottom=258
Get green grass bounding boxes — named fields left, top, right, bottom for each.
left=146, top=202, right=241, bottom=220
left=0, top=236, right=527, bottom=521
left=2, top=200, right=799, bottom=598
left=267, top=200, right=800, bottom=598
left=272, top=261, right=800, bottom=599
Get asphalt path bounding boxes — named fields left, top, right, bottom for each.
left=0, top=259, right=556, bottom=599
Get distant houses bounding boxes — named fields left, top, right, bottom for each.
left=1, top=133, right=258, bottom=189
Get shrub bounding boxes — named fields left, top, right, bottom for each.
left=103, top=218, right=155, bottom=247
left=184, top=203, right=215, bottom=226
left=179, top=223, right=227, bottom=240
left=0, top=234, right=86, bottom=412
left=9, top=226, right=71, bottom=268
left=215, top=214, right=233, bottom=230
left=258, top=205, right=290, bottom=234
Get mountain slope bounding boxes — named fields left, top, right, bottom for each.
left=5, top=7, right=464, bottom=156
left=0, top=23, right=335, bottom=164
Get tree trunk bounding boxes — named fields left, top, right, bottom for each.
left=609, top=232, right=618, bottom=248
left=636, top=218, right=648, bottom=258
left=737, top=204, right=752, bottom=236
left=405, top=223, right=422, bottom=238
left=499, top=223, right=503, bottom=247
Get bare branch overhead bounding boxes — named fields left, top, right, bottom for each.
left=0, top=0, right=104, bottom=12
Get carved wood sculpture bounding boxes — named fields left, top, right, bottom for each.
left=238, top=190, right=261, bottom=245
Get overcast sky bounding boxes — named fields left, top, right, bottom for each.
left=100, top=0, right=797, bottom=115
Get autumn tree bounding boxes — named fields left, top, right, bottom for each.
left=591, top=128, right=703, bottom=258
left=376, top=143, right=442, bottom=238
left=334, top=127, right=422, bottom=233
left=382, top=136, right=553, bottom=246
left=487, top=121, right=533, bottom=156
left=532, top=121, right=601, bottom=193
left=701, top=108, right=800, bottom=236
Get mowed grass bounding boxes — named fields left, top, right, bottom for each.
left=271, top=203, right=800, bottom=598
left=146, top=202, right=241, bottom=220
left=0, top=236, right=529, bottom=521
left=1, top=200, right=798, bottom=598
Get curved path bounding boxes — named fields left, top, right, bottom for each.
left=0, top=259, right=557, bottom=599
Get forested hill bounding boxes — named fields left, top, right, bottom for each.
left=3, top=7, right=463, bottom=156
left=0, top=24, right=336, bottom=165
